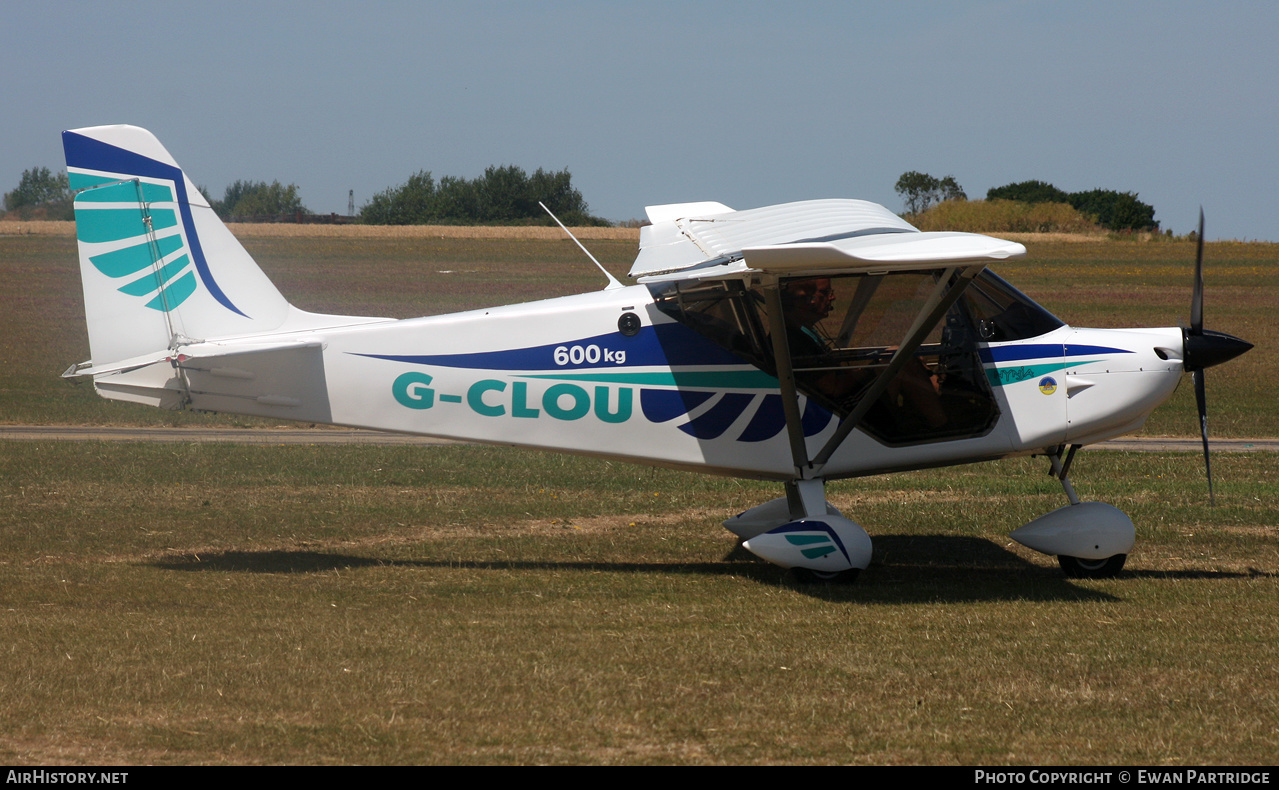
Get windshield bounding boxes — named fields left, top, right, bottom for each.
left=964, top=270, right=1064, bottom=342
left=650, top=268, right=1028, bottom=445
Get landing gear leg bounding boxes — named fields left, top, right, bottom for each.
left=1043, top=445, right=1128, bottom=578
left=1047, top=444, right=1081, bottom=506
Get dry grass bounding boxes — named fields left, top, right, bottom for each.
left=994, top=231, right=1113, bottom=243
left=1, top=443, right=1276, bottom=764
left=3, top=233, right=1276, bottom=435
left=0, top=220, right=77, bottom=235
left=0, top=219, right=638, bottom=241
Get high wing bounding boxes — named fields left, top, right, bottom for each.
left=635, top=200, right=1028, bottom=478
left=631, top=199, right=1024, bottom=282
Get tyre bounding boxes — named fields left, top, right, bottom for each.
left=792, top=567, right=860, bottom=584
left=1058, top=554, right=1126, bottom=579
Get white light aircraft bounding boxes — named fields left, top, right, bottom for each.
left=61, top=125, right=1252, bottom=582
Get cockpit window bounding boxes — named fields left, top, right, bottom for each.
left=649, top=269, right=1006, bottom=446
left=965, top=270, right=1064, bottom=342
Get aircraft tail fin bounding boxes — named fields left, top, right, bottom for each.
left=62, top=125, right=298, bottom=369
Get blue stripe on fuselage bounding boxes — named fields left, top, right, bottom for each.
left=352, top=323, right=749, bottom=371
left=978, top=343, right=1132, bottom=364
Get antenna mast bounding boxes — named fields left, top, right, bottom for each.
left=539, top=201, right=624, bottom=290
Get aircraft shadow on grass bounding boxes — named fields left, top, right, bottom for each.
left=141, top=533, right=1279, bottom=604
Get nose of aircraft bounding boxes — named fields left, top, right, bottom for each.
left=1182, top=328, right=1253, bottom=371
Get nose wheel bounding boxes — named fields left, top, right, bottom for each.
left=1008, top=447, right=1136, bottom=579
left=1057, top=554, right=1127, bottom=579
left=792, top=567, right=861, bottom=585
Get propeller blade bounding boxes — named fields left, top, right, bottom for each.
left=1181, top=211, right=1250, bottom=506
left=1190, top=208, right=1205, bottom=334
left=1193, top=369, right=1215, bottom=506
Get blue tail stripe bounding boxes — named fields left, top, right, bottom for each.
left=68, top=172, right=121, bottom=191
left=74, top=206, right=177, bottom=243
left=73, top=180, right=175, bottom=204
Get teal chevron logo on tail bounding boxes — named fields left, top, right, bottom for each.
left=71, top=174, right=196, bottom=312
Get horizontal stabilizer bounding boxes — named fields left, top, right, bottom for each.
left=178, top=342, right=333, bottom=423
left=72, top=339, right=333, bottom=421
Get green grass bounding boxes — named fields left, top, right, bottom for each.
left=1, top=442, right=1275, bottom=764
left=0, top=233, right=633, bottom=425
left=1, top=230, right=1277, bottom=763
left=1, top=233, right=1273, bottom=433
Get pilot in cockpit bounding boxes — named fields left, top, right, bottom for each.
left=779, top=277, right=946, bottom=428
left=778, top=277, right=836, bottom=358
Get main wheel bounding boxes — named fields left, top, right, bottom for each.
left=792, top=567, right=860, bottom=585
left=1058, top=554, right=1126, bottom=579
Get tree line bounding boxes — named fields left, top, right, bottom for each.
left=3, top=167, right=73, bottom=220
left=360, top=165, right=606, bottom=226
left=0, top=167, right=310, bottom=222
left=895, top=172, right=1159, bottom=232
left=206, top=180, right=309, bottom=221
left=5, top=161, right=1156, bottom=232
left=3, top=164, right=605, bottom=226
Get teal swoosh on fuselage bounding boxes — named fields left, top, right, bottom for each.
left=984, top=360, right=1094, bottom=387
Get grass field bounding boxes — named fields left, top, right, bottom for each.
left=1, top=443, right=1276, bottom=764
left=1, top=227, right=1273, bottom=434
left=1, top=226, right=1276, bottom=764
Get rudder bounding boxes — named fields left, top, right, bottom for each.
left=63, top=125, right=294, bottom=368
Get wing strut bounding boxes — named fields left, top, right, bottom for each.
left=762, top=276, right=813, bottom=475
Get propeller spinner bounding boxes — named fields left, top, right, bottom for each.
left=1180, top=210, right=1254, bottom=504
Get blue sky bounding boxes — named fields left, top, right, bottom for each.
left=3, top=1, right=1275, bottom=239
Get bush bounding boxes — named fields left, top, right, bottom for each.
left=1068, top=189, right=1157, bottom=232
left=985, top=180, right=1158, bottom=231
left=986, top=180, right=1070, bottom=204
left=909, top=199, right=1099, bottom=234
left=216, top=180, right=310, bottom=221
